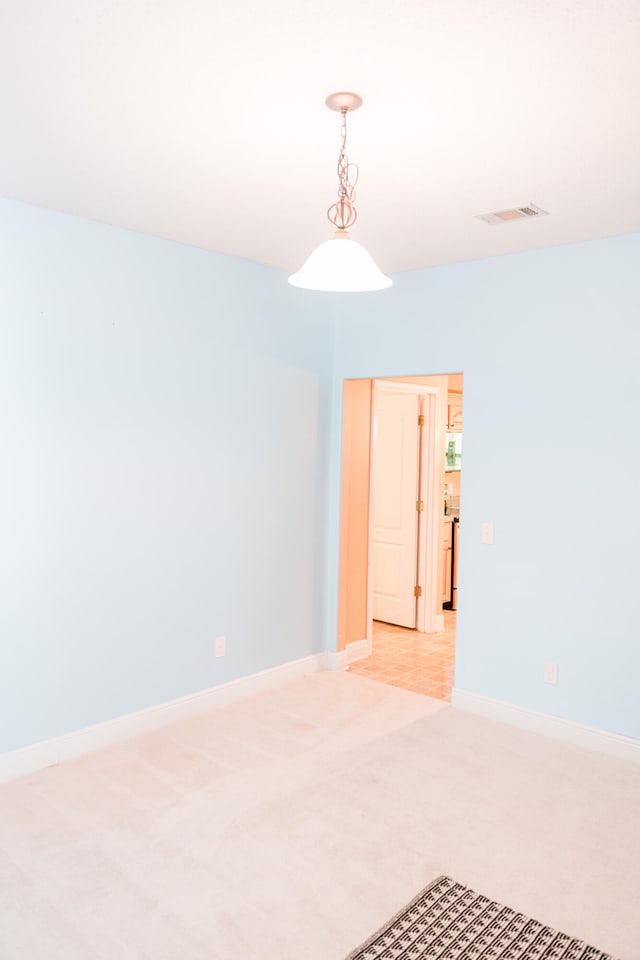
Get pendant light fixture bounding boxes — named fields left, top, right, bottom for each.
left=288, top=92, right=391, bottom=293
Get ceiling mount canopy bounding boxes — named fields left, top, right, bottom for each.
left=288, top=92, right=391, bottom=293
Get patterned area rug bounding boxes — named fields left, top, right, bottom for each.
left=345, top=875, right=617, bottom=959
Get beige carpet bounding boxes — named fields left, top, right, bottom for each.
left=0, top=672, right=639, bottom=959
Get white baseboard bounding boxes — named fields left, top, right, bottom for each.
left=326, top=649, right=348, bottom=671
left=326, top=638, right=370, bottom=672
left=346, top=638, right=369, bottom=663
left=451, top=688, right=640, bottom=764
left=0, top=653, right=327, bottom=784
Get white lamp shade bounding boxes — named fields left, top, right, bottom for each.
left=288, top=231, right=392, bottom=292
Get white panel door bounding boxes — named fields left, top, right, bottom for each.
left=372, top=390, right=420, bottom=627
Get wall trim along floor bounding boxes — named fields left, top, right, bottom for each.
left=452, top=688, right=640, bottom=763
left=346, top=638, right=369, bottom=663
left=326, top=637, right=368, bottom=671
left=0, top=652, right=329, bottom=785
left=4, top=664, right=639, bottom=786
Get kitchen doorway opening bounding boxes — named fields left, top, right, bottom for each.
left=337, top=373, right=463, bottom=702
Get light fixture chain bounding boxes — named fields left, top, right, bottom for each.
left=338, top=109, right=349, bottom=199
left=327, top=108, right=358, bottom=230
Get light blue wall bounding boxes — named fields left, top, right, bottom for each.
left=332, top=233, right=640, bottom=740
left=0, top=199, right=335, bottom=753
left=2, top=195, right=639, bottom=754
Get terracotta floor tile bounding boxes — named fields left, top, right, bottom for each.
left=348, top=613, right=456, bottom=703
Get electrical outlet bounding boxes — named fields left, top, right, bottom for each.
left=215, top=635, right=226, bottom=658
left=543, top=661, right=558, bottom=685
left=481, top=522, right=494, bottom=545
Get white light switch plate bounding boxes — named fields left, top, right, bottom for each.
left=544, top=661, right=558, bottom=685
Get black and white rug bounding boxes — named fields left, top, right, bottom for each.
left=345, top=875, right=617, bottom=959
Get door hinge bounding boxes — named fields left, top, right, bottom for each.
left=416, top=500, right=424, bottom=512
left=417, top=414, right=425, bottom=427
left=414, top=585, right=422, bottom=597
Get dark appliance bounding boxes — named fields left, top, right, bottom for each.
left=451, top=517, right=459, bottom=610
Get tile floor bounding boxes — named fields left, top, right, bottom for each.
left=348, top=610, right=456, bottom=701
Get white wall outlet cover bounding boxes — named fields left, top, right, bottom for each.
left=215, top=636, right=226, bottom=658
left=481, top=522, right=494, bottom=544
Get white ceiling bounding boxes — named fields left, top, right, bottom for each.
left=2, top=0, right=639, bottom=276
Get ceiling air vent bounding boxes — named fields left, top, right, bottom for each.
left=475, top=203, right=549, bottom=226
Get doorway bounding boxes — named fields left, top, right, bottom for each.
left=337, top=373, right=463, bottom=702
